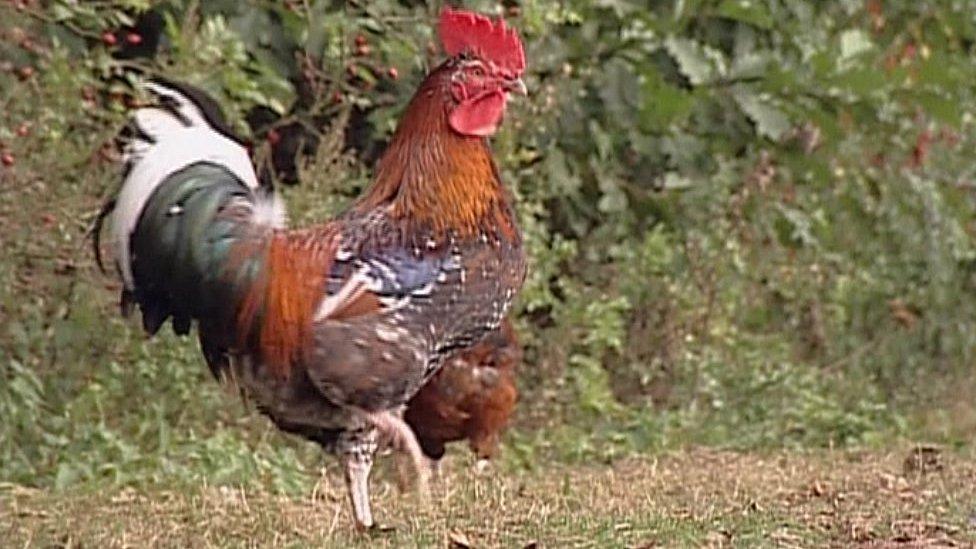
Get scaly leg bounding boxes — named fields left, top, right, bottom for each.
left=341, top=430, right=378, bottom=531
left=430, top=457, right=443, bottom=480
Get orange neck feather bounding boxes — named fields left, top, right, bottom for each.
left=356, top=65, right=516, bottom=238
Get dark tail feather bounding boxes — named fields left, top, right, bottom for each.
left=90, top=197, right=117, bottom=275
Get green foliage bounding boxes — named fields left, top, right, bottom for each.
left=4, top=0, right=976, bottom=493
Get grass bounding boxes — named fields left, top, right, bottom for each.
left=3, top=446, right=974, bottom=547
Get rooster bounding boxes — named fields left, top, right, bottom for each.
left=404, top=318, right=520, bottom=474
left=97, top=7, right=526, bottom=530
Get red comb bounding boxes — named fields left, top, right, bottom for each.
left=439, top=7, right=525, bottom=75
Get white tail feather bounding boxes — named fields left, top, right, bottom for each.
left=252, top=191, right=288, bottom=229
left=111, top=82, right=267, bottom=289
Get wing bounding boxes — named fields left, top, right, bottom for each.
left=314, top=244, right=461, bottom=321
left=304, top=239, right=466, bottom=411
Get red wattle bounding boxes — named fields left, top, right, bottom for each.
left=449, top=91, right=507, bottom=137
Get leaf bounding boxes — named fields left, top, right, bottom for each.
left=640, top=69, right=693, bottom=130
left=718, top=0, right=774, bottom=29
left=589, top=121, right=612, bottom=161
left=597, top=176, right=628, bottom=213
left=662, top=132, right=707, bottom=172
left=664, top=36, right=716, bottom=86
left=838, top=29, right=873, bottom=65
left=545, top=149, right=580, bottom=195
left=733, top=87, right=791, bottom=141
left=49, top=3, right=74, bottom=21
left=662, top=172, right=693, bottom=190
left=730, top=51, right=772, bottom=80
left=915, top=91, right=962, bottom=127
left=600, top=59, right=642, bottom=117
left=831, top=67, right=887, bottom=97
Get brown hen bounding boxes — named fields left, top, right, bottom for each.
left=405, top=318, right=520, bottom=471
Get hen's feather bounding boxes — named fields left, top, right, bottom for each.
left=404, top=318, right=520, bottom=462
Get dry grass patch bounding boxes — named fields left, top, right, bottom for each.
left=2, top=446, right=974, bottom=547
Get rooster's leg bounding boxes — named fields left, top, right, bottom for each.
left=341, top=430, right=378, bottom=531
left=394, top=450, right=413, bottom=493
left=362, top=409, right=430, bottom=499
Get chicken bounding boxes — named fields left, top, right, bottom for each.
left=95, top=7, right=527, bottom=530
left=404, top=318, right=520, bottom=473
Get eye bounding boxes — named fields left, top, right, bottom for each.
left=470, top=65, right=486, bottom=78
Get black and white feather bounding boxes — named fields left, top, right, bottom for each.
left=110, top=81, right=285, bottom=288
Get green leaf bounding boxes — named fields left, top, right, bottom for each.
left=545, top=149, right=580, bottom=195
left=733, top=86, right=791, bottom=140
left=49, top=2, right=74, bottom=22
left=664, top=36, right=717, bottom=86
left=915, top=91, right=962, bottom=126
left=831, top=67, right=887, bottom=97
left=598, top=176, right=629, bottom=213
left=838, top=29, right=873, bottom=66
left=717, top=0, right=774, bottom=29
left=640, top=69, right=693, bottom=130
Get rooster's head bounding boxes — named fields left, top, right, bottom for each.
left=437, top=7, right=527, bottom=137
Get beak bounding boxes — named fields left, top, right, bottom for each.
left=506, top=77, right=528, bottom=96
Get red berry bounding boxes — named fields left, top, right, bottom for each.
left=16, top=123, right=29, bottom=137
left=902, top=43, right=917, bottom=62
left=331, top=90, right=343, bottom=104
left=102, top=32, right=117, bottom=46
left=354, top=34, right=368, bottom=47
left=355, top=43, right=371, bottom=56
left=1, top=153, right=14, bottom=167
left=17, top=66, right=33, bottom=80
left=266, top=129, right=280, bottom=145
left=126, top=32, right=142, bottom=45
left=387, top=67, right=399, bottom=80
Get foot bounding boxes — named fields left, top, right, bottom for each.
left=356, top=522, right=396, bottom=534
left=473, top=458, right=491, bottom=476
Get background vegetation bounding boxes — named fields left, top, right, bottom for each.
left=3, top=0, right=976, bottom=508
